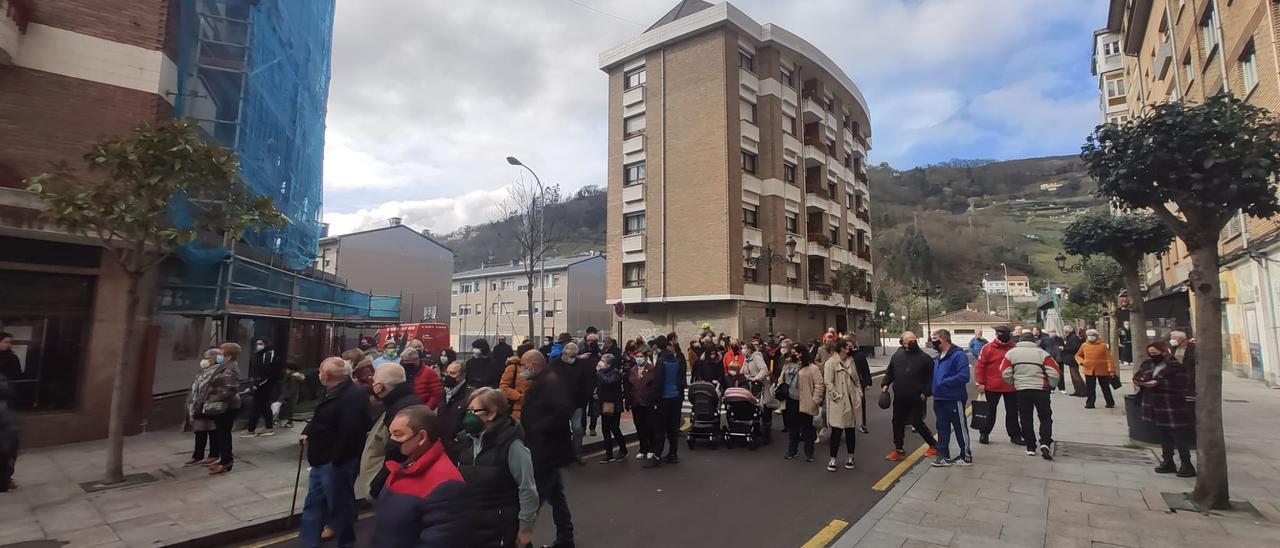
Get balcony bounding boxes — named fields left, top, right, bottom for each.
left=806, top=233, right=832, bottom=248
left=621, top=286, right=645, bottom=301
left=621, top=233, right=645, bottom=254
left=855, top=208, right=870, bottom=223
left=802, top=97, right=824, bottom=123
left=1097, top=53, right=1123, bottom=75
left=1, top=0, right=32, bottom=65
left=622, top=133, right=645, bottom=155
left=1155, top=41, right=1173, bottom=80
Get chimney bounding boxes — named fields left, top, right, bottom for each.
left=388, top=217, right=402, bottom=227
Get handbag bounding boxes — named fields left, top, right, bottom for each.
left=774, top=382, right=790, bottom=402
left=969, top=394, right=992, bottom=431
left=1109, top=375, right=1123, bottom=390
left=201, top=401, right=227, bottom=416
left=600, top=402, right=617, bottom=415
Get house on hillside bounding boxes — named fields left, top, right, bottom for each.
left=927, top=309, right=1009, bottom=349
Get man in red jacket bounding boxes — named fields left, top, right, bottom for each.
left=974, top=325, right=1023, bottom=445
left=413, top=359, right=444, bottom=410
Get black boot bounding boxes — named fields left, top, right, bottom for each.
left=978, top=433, right=990, bottom=445
left=1176, top=461, right=1196, bottom=478
left=1154, top=460, right=1176, bottom=474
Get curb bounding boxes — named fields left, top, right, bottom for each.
left=827, top=446, right=931, bottom=548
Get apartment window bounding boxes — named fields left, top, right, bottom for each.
left=490, top=281, right=498, bottom=291
left=518, top=309, right=530, bottom=317
left=501, top=278, right=515, bottom=290
left=847, top=193, right=856, bottom=209
left=623, top=161, right=645, bottom=186
left=740, top=99, right=757, bottom=124
left=552, top=274, right=560, bottom=287
left=553, top=299, right=564, bottom=312
left=624, top=67, right=645, bottom=89
left=780, top=66, right=794, bottom=87
left=847, top=235, right=855, bottom=252
left=1201, top=6, right=1220, bottom=59
left=826, top=181, right=837, bottom=198
left=458, top=305, right=471, bottom=316
left=829, top=225, right=839, bottom=243
left=744, top=266, right=759, bottom=283
left=785, top=212, right=799, bottom=234
left=491, top=303, right=501, bottom=315
left=1105, top=78, right=1126, bottom=98
left=1241, top=43, right=1259, bottom=94
left=743, top=204, right=759, bottom=228
left=624, top=212, right=646, bottom=235
left=1103, top=40, right=1120, bottom=56
left=823, top=95, right=833, bottom=112
left=475, top=306, right=482, bottom=316
left=1183, top=54, right=1194, bottom=84
left=741, top=150, right=757, bottom=174
left=623, top=262, right=646, bottom=287
left=783, top=162, right=797, bottom=184
left=783, top=113, right=797, bottom=135
left=623, top=114, right=645, bottom=137
left=738, top=50, right=754, bottom=73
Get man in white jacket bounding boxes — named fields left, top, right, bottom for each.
left=1000, top=333, right=1062, bottom=460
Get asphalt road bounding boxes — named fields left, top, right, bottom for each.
left=236, top=381, right=950, bottom=548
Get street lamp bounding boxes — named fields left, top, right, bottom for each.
left=506, top=156, right=547, bottom=339
left=877, top=310, right=888, bottom=355
left=912, top=280, right=944, bottom=335
left=744, top=236, right=798, bottom=337
left=1054, top=252, right=1085, bottom=273
left=1000, top=262, right=1011, bottom=323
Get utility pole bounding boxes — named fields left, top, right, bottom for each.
left=1001, top=262, right=1012, bottom=321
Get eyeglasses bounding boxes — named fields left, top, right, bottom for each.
left=468, top=407, right=490, bottom=415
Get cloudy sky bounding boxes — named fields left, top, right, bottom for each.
left=322, top=0, right=1109, bottom=237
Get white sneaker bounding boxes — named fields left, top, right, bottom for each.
left=239, top=431, right=258, bottom=438
left=258, top=430, right=276, bottom=437
left=1025, top=449, right=1037, bottom=456
left=827, top=458, right=838, bottom=472
left=636, top=453, right=648, bottom=460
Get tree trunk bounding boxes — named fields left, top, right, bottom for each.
left=1122, top=263, right=1148, bottom=363
left=1188, top=244, right=1230, bottom=510
left=104, top=270, right=144, bottom=484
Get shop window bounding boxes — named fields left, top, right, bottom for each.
left=0, top=269, right=94, bottom=411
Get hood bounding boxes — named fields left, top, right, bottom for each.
left=1014, top=341, right=1040, bottom=349
left=383, top=381, right=417, bottom=408
left=480, top=414, right=524, bottom=451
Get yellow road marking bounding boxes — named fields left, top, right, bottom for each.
left=871, top=404, right=971, bottom=492
left=238, top=511, right=375, bottom=547
left=801, top=519, right=850, bottom=548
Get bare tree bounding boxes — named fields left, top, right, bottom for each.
left=495, top=177, right=560, bottom=341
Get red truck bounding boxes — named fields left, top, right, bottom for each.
left=375, top=323, right=451, bottom=355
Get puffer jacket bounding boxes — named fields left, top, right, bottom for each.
left=1075, top=340, right=1116, bottom=377
left=1000, top=341, right=1062, bottom=391
left=498, top=362, right=532, bottom=420
left=974, top=340, right=1016, bottom=392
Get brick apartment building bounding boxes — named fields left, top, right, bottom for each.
left=599, top=1, right=875, bottom=343
left=1095, top=0, right=1280, bottom=385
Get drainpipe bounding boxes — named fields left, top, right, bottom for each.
left=1212, top=0, right=1230, bottom=94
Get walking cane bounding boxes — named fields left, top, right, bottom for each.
left=289, top=438, right=304, bottom=527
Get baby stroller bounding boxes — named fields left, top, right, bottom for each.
left=686, top=381, right=722, bottom=449
left=722, top=387, right=764, bottom=450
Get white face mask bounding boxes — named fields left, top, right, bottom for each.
left=1087, top=335, right=1098, bottom=342
left=1169, top=339, right=1180, bottom=347
left=199, top=359, right=212, bottom=369
left=635, top=356, right=648, bottom=366
left=472, top=349, right=483, bottom=357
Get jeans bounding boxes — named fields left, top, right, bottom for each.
left=300, top=459, right=360, bottom=548
left=631, top=405, right=653, bottom=455
left=934, top=399, right=970, bottom=461
left=534, top=466, right=574, bottom=544
left=1158, top=425, right=1193, bottom=465
left=891, top=393, right=936, bottom=451
left=570, top=406, right=586, bottom=455
left=979, top=391, right=1021, bottom=440
left=245, top=379, right=277, bottom=432
left=1085, top=375, right=1115, bottom=407
left=651, top=397, right=683, bottom=459
left=212, top=412, right=235, bottom=465
left=1016, top=390, right=1053, bottom=451
left=828, top=427, right=857, bottom=459
left=784, top=398, right=815, bottom=458
left=600, top=410, right=625, bottom=457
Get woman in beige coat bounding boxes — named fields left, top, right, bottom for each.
left=815, top=339, right=863, bottom=472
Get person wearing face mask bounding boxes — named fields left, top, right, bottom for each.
left=1075, top=328, right=1117, bottom=409
left=1060, top=325, right=1086, bottom=397
left=814, top=339, right=864, bottom=472
left=465, top=339, right=500, bottom=390
left=626, top=347, right=659, bottom=461
left=499, top=356, right=532, bottom=420
left=781, top=344, right=820, bottom=462
left=356, top=364, right=422, bottom=501
left=1134, top=341, right=1195, bottom=477
left=551, top=342, right=594, bottom=464
left=593, top=354, right=628, bottom=463
left=202, top=343, right=243, bottom=475
left=299, top=357, right=372, bottom=548
left=372, top=339, right=400, bottom=369
left=276, top=363, right=305, bottom=429
left=967, top=330, right=989, bottom=363
left=411, top=347, right=444, bottom=411
left=1168, top=331, right=1196, bottom=395
left=930, top=330, right=973, bottom=466
left=1000, top=332, right=1062, bottom=460
left=647, top=336, right=688, bottom=469
left=722, top=339, right=746, bottom=376
left=519, top=350, right=577, bottom=547
left=492, top=335, right=514, bottom=366
left=692, top=337, right=725, bottom=386
left=881, top=333, right=939, bottom=462
left=581, top=334, right=603, bottom=438
left=242, top=338, right=281, bottom=437
left=372, top=405, right=467, bottom=548
left=1118, top=320, right=1134, bottom=365
left=457, top=388, right=539, bottom=548
left=973, top=326, right=1022, bottom=446
left=184, top=348, right=224, bottom=466
left=437, top=361, right=474, bottom=463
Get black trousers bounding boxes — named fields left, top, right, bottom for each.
left=245, top=379, right=277, bottom=432
left=600, top=410, right=625, bottom=457
left=1085, top=375, right=1115, bottom=407
left=534, top=466, right=574, bottom=544
left=651, top=397, right=683, bottom=458
left=631, top=405, right=653, bottom=455
left=1015, top=390, right=1053, bottom=451
left=828, top=427, right=857, bottom=459
left=0, top=437, right=16, bottom=493
left=891, top=392, right=937, bottom=450
left=192, top=430, right=221, bottom=460
left=588, top=401, right=599, bottom=430
left=784, top=398, right=815, bottom=458
left=212, top=411, right=235, bottom=465
left=1158, top=425, right=1193, bottom=465
left=981, top=391, right=1021, bottom=439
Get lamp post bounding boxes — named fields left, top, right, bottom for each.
left=876, top=310, right=888, bottom=355
left=912, top=280, right=944, bottom=336
left=1000, top=262, right=1011, bottom=322
left=744, top=237, right=798, bottom=338
left=1054, top=252, right=1085, bottom=273
left=506, top=156, right=546, bottom=339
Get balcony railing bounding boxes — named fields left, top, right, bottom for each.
left=804, top=184, right=830, bottom=200
left=858, top=248, right=872, bottom=261
left=807, top=233, right=832, bottom=248
left=810, top=281, right=833, bottom=295
left=855, top=208, right=870, bottom=223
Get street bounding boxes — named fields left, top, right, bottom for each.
left=236, top=380, right=937, bottom=547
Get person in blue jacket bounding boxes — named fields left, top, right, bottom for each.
left=967, top=330, right=989, bottom=363
left=930, top=329, right=973, bottom=467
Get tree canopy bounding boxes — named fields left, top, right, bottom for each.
left=1062, top=211, right=1173, bottom=265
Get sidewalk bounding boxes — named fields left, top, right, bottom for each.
left=0, top=417, right=636, bottom=547
left=833, top=370, right=1280, bottom=548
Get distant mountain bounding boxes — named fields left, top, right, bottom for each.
left=443, top=186, right=607, bottom=271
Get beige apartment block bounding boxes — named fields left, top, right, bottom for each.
left=599, top=1, right=875, bottom=344
left=451, top=254, right=608, bottom=348
left=1098, top=0, right=1280, bottom=385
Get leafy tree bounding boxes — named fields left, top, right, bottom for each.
left=833, top=265, right=868, bottom=330
left=1062, top=211, right=1173, bottom=367
left=1081, top=94, right=1280, bottom=509
left=26, top=119, right=285, bottom=484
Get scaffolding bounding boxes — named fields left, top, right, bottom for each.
left=173, top=0, right=334, bottom=270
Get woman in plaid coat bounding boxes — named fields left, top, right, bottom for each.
left=1133, top=341, right=1195, bottom=478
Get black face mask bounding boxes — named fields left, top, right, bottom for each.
left=906, top=341, right=920, bottom=352
left=1148, top=354, right=1163, bottom=362
left=385, top=443, right=407, bottom=464
left=996, top=333, right=1011, bottom=343
left=930, top=339, right=942, bottom=351
left=442, top=376, right=458, bottom=389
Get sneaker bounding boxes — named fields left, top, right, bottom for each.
left=952, top=456, right=973, bottom=466
left=642, top=457, right=661, bottom=469
left=239, top=431, right=258, bottom=438
left=258, top=430, right=275, bottom=437
left=1154, top=462, right=1177, bottom=474
left=885, top=449, right=906, bottom=462
left=925, top=447, right=938, bottom=457
left=978, top=433, right=990, bottom=445
left=636, top=453, right=649, bottom=461
left=827, top=458, right=838, bottom=472
left=1010, top=437, right=1024, bottom=445
left=845, top=458, right=856, bottom=470
left=1084, top=404, right=1096, bottom=409
left=1105, top=404, right=1115, bottom=409
left=615, top=452, right=628, bottom=461
left=859, top=426, right=869, bottom=434
left=1039, top=444, right=1053, bottom=461
left=785, top=452, right=798, bottom=460
left=930, top=456, right=952, bottom=467
left=1026, top=449, right=1037, bottom=456
left=805, top=456, right=815, bottom=462
left=282, top=422, right=294, bottom=428
left=599, top=455, right=615, bottom=464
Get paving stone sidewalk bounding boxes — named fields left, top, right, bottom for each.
left=834, top=369, right=1280, bottom=548
left=0, top=417, right=636, bottom=547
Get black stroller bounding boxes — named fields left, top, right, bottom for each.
left=722, top=386, right=765, bottom=450
left=686, top=381, right=722, bottom=449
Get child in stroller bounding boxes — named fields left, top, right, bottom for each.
left=685, top=381, right=722, bottom=449
left=722, top=386, right=765, bottom=449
